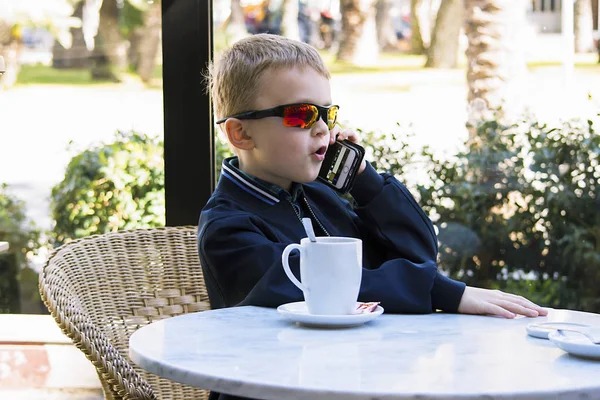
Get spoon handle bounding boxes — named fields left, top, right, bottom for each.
left=301, top=218, right=317, bottom=242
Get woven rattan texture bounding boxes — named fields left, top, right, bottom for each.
left=39, top=226, right=211, bottom=400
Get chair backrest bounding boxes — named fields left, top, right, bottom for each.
left=39, top=226, right=211, bottom=400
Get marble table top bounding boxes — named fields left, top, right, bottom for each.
left=0, top=242, right=8, bottom=253
left=129, top=306, right=600, bottom=400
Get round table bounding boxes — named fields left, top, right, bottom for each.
left=129, top=306, right=600, bottom=399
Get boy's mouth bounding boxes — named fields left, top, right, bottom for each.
left=312, top=145, right=327, bottom=161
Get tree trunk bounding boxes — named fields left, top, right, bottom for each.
left=281, top=0, right=300, bottom=40
left=137, top=1, right=162, bottom=83
left=337, top=0, right=379, bottom=65
left=464, top=0, right=527, bottom=129
left=574, top=0, right=594, bottom=53
left=223, top=0, right=248, bottom=44
left=0, top=21, right=22, bottom=89
left=426, top=0, right=464, bottom=68
left=410, top=0, right=426, bottom=54
left=376, top=0, right=398, bottom=50
left=91, top=0, right=127, bottom=82
left=52, top=1, right=90, bottom=69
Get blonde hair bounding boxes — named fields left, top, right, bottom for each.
left=206, top=34, right=330, bottom=120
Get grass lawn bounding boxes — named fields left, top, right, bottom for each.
left=15, top=64, right=162, bottom=87
left=322, top=50, right=600, bottom=74
left=13, top=49, right=600, bottom=87
left=16, top=65, right=111, bottom=86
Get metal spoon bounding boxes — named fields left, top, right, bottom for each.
left=301, top=218, right=317, bottom=242
left=555, top=326, right=600, bottom=344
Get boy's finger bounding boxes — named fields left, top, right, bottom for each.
left=485, top=303, right=516, bottom=319
left=504, top=294, right=547, bottom=315
left=497, top=300, right=539, bottom=317
left=329, top=128, right=339, bottom=144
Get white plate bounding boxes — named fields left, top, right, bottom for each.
left=526, top=322, right=590, bottom=340
left=548, top=330, right=600, bottom=360
left=277, top=302, right=384, bottom=328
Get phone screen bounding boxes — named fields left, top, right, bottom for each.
left=320, top=142, right=357, bottom=189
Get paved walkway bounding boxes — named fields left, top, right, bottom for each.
left=0, top=389, right=103, bottom=400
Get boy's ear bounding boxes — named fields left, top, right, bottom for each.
left=223, top=119, right=255, bottom=151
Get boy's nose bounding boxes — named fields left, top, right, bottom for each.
left=311, top=117, right=329, bottom=137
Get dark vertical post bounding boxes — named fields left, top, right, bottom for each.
left=162, top=0, right=214, bottom=226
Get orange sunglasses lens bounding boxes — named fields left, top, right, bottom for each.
left=283, top=104, right=319, bottom=129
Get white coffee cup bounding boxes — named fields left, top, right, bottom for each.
left=281, top=237, right=362, bottom=315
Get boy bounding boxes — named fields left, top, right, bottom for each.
left=198, top=33, right=546, bottom=400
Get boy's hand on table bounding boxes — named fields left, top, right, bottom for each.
left=457, top=286, right=548, bottom=319
left=331, top=126, right=367, bottom=174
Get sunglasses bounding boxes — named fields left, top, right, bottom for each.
left=216, top=103, right=339, bottom=130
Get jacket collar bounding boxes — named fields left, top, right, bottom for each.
left=220, top=157, right=304, bottom=205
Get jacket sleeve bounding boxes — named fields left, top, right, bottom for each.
left=198, top=207, right=461, bottom=314
left=348, top=162, right=466, bottom=312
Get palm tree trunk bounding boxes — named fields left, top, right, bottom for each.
left=337, top=0, right=379, bottom=65
left=464, top=0, right=527, bottom=128
left=376, top=0, right=398, bottom=50
left=91, top=0, right=127, bottom=82
left=410, top=0, right=426, bottom=54
left=0, top=21, right=22, bottom=89
left=222, top=0, right=248, bottom=44
left=574, top=0, right=594, bottom=53
left=137, top=1, right=162, bottom=83
left=426, top=0, right=464, bottom=68
left=52, top=1, right=90, bottom=69
left=281, top=0, right=300, bottom=40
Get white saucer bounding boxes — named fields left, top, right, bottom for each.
left=548, top=330, right=600, bottom=360
left=277, top=302, right=384, bottom=328
left=526, top=322, right=590, bottom=340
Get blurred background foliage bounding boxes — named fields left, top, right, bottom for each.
left=50, top=131, right=165, bottom=246
left=0, top=185, right=42, bottom=313
left=363, top=112, right=600, bottom=312
left=0, top=114, right=598, bottom=313
left=11, top=111, right=589, bottom=313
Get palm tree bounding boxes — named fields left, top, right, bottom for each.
left=574, top=0, right=594, bottom=53
left=410, top=0, right=426, bottom=54
left=91, top=0, right=128, bottom=82
left=280, top=0, right=300, bottom=41
left=464, top=0, right=527, bottom=126
left=337, top=0, right=379, bottom=65
left=135, top=0, right=161, bottom=83
left=375, top=0, right=398, bottom=50
left=425, top=0, right=464, bottom=68
left=52, top=1, right=90, bottom=69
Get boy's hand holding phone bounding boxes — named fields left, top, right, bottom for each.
left=330, top=127, right=367, bottom=175
left=317, top=127, right=366, bottom=194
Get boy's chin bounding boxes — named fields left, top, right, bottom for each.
left=296, top=173, right=320, bottom=184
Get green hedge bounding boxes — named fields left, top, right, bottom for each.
left=362, top=114, right=599, bottom=313
left=46, top=115, right=599, bottom=313
left=50, top=131, right=165, bottom=245
left=0, top=185, right=41, bottom=313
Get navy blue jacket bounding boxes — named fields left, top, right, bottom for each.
left=198, top=157, right=466, bottom=314
left=198, top=157, right=466, bottom=400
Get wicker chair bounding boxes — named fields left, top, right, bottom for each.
left=39, top=226, right=211, bottom=400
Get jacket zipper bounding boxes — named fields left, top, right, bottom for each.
left=288, top=196, right=330, bottom=237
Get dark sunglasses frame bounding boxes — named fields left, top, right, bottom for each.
left=215, top=103, right=339, bottom=129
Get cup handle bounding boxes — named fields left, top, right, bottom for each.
left=281, top=244, right=307, bottom=292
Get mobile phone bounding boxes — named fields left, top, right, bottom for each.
left=317, top=139, right=365, bottom=194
